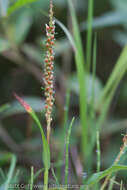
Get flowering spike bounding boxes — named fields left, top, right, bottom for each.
left=43, top=0, right=55, bottom=144
left=14, top=93, right=32, bottom=113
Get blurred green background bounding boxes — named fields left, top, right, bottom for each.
left=1, top=0, right=127, bottom=188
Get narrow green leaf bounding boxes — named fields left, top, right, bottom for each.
left=65, top=117, right=75, bottom=185
left=30, top=111, right=50, bottom=169
left=51, top=167, right=60, bottom=187
left=4, top=154, right=17, bottom=190
left=30, top=166, right=34, bottom=190
left=0, top=168, right=5, bottom=180
left=55, top=19, right=76, bottom=52
left=96, top=131, right=101, bottom=173
left=67, top=0, right=88, bottom=160
left=99, top=45, right=127, bottom=105
left=86, top=0, right=94, bottom=71
left=33, top=168, right=44, bottom=182
left=86, top=165, right=127, bottom=186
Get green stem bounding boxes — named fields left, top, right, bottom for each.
left=86, top=0, right=94, bottom=71
left=30, top=166, right=34, bottom=190
left=96, top=131, right=101, bottom=173
left=44, top=168, right=49, bottom=190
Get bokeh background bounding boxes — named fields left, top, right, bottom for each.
left=1, top=0, right=127, bottom=187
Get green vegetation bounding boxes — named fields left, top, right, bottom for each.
left=0, top=0, right=127, bottom=189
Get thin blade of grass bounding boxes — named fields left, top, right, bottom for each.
left=89, top=45, right=127, bottom=151
left=98, top=45, right=127, bottom=106
left=63, top=89, right=71, bottom=132
left=120, top=181, right=123, bottom=190
left=30, top=112, right=50, bottom=169
left=0, top=168, right=5, bottom=180
left=86, top=34, right=97, bottom=173
left=90, top=33, right=97, bottom=118
left=108, top=176, right=116, bottom=190
left=51, top=167, right=60, bottom=187
left=89, top=84, right=117, bottom=157
left=30, top=166, right=34, bottom=190
left=55, top=19, right=76, bottom=52
left=56, top=88, right=70, bottom=180
left=96, top=131, right=101, bottom=173
left=67, top=0, right=88, bottom=161
left=64, top=117, right=75, bottom=186
left=86, top=0, right=94, bottom=71
left=86, top=165, right=127, bottom=187
left=4, top=154, right=17, bottom=190
left=33, top=168, right=44, bottom=182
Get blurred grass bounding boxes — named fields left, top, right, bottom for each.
left=0, top=0, right=127, bottom=189
left=86, top=0, right=94, bottom=71
left=67, top=0, right=88, bottom=162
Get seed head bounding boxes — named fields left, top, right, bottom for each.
left=43, top=0, right=55, bottom=128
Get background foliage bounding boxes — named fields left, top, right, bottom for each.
left=1, top=0, right=127, bottom=189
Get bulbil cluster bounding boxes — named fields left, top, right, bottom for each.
left=44, top=1, right=55, bottom=142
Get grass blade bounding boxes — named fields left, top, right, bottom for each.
left=0, top=168, right=5, bottom=180
left=33, top=168, right=44, bottom=182
left=98, top=45, right=127, bottom=106
left=89, top=45, right=127, bottom=151
left=4, top=154, right=17, bottom=190
left=65, top=117, right=75, bottom=186
left=67, top=0, right=88, bottom=161
left=90, top=33, right=97, bottom=118
left=30, top=166, right=34, bottom=190
left=86, top=0, right=94, bottom=71
left=51, top=167, right=60, bottom=187
left=96, top=131, right=101, bottom=173
left=86, top=165, right=127, bottom=187
left=55, top=19, right=76, bottom=52
left=108, top=176, right=116, bottom=190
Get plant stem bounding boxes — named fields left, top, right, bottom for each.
left=30, top=166, right=34, bottom=190
left=47, top=121, right=51, bottom=144
left=96, top=131, right=101, bottom=173
left=44, top=168, right=49, bottom=190
left=86, top=0, right=94, bottom=71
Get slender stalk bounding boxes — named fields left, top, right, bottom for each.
left=108, top=176, right=116, bottom=190
left=96, top=131, right=101, bottom=173
left=44, top=168, right=49, bottom=190
left=67, top=0, right=88, bottom=162
left=4, top=155, right=17, bottom=190
left=30, top=166, right=34, bottom=190
left=86, top=0, right=94, bottom=71
left=44, top=0, right=55, bottom=144
left=43, top=0, right=55, bottom=188
left=65, top=118, right=75, bottom=186
left=51, top=167, right=60, bottom=187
